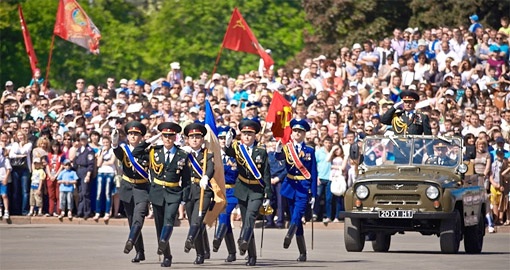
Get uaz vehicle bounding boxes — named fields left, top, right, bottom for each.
left=342, top=135, right=486, bottom=254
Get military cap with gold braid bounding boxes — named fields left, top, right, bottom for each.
left=124, top=121, right=147, bottom=136
left=184, top=123, right=207, bottom=136
left=157, top=122, right=181, bottom=135
left=399, top=90, right=420, bottom=102
left=238, top=119, right=261, bottom=133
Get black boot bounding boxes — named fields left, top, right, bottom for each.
left=157, top=225, right=173, bottom=255
left=161, top=244, right=172, bottom=267
left=283, top=223, right=298, bottom=249
left=202, top=225, right=211, bottom=259
left=296, top=235, right=307, bottom=262
left=213, top=223, right=228, bottom=252
left=194, top=254, right=205, bottom=265
left=245, top=235, right=257, bottom=266
left=184, top=225, right=200, bottom=253
left=124, top=225, right=142, bottom=254
left=238, top=227, right=252, bottom=256
left=131, top=251, right=145, bottom=263
left=224, top=231, right=237, bottom=262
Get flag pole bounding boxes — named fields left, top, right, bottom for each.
left=211, top=45, right=224, bottom=76
left=44, top=34, right=56, bottom=88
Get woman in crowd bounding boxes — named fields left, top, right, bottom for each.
left=9, top=131, right=32, bottom=215
left=93, top=136, right=116, bottom=221
left=46, top=140, right=66, bottom=217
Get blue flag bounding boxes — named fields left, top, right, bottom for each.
left=204, top=100, right=218, bottom=136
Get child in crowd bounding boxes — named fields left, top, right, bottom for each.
left=29, top=158, right=46, bottom=216
left=57, top=159, right=79, bottom=219
left=0, top=147, right=12, bottom=219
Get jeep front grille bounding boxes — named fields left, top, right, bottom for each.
left=374, top=194, right=421, bottom=205
left=377, top=183, right=418, bottom=191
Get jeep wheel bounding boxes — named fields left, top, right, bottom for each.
left=440, top=210, right=462, bottom=254
left=464, top=210, right=484, bottom=254
left=344, top=217, right=365, bottom=252
left=372, top=233, right=391, bottom=252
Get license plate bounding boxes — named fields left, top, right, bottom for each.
left=378, top=210, right=414, bottom=219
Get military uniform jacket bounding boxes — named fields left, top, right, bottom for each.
left=73, top=145, right=96, bottom=177
left=188, top=149, right=214, bottom=201
left=132, top=141, right=191, bottom=207
left=277, top=142, right=318, bottom=199
left=225, top=142, right=272, bottom=201
left=113, top=143, right=150, bottom=204
left=381, top=107, right=432, bottom=135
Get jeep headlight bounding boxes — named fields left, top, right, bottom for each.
left=355, top=185, right=369, bottom=200
left=457, top=163, right=468, bottom=174
left=426, top=186, right=440, bottom=200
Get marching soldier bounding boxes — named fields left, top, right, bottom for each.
left=181, top=123, right=215, bottom=265
left=132, top=122, right=190, bottom=267
left=275, top=119, right=317, bottom=262
left=111, top=121, right=150, bottom=263
left=74, top=132, right=96, bottom=220
left=212, top=126, right=239, bottom=262
left=225, top=119, right=272, bottom=266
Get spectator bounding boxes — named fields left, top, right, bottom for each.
left=57, top=159, right=78, bottom=219
left=9, top=130, right=32, bottom=215
left=46, top=140, right=65, bottom=217
left=93, top=136, right=116, bottom=221
left=29, top=157, right=45, bottom=216
left=0, top=146, right=11, bottom=219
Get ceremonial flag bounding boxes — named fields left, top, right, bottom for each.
left=266, top=91, right=292, bottom=143
left=53, top=0, right=101, bottom=54
left=18, top=4, right=38, bottom=74
left=202, top=100, right=226, bottom=227
left=204, top=100, right=218, bottom=136
left=221, top=8, right=274, bottom=71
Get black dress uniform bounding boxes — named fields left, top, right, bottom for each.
left=132, top=122, right=190, bottom=268
left=74, top=133, right=96, bottom=219
left=112, top=121, right=150, bottom=263
left=225, top=120, right=272, bottom=266
left=182, top=123, right=215, bottom=265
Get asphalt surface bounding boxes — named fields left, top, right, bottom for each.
left=1, top=222, right=509, bottom=270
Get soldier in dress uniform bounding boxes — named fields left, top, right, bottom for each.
left=224, top=119, right=272, bottom=266
left=112, top=121, right=150, bottom=263
left=212, top=126, right=239, bottom=262
left=132, top=122, right=190, bottom=267
left=73, top=132, right=96, bottom=220
left=380, top=90, right=432, bottom=164
left=380, top=90, right=431, bottom=136
left=275, top=119, right=317, bottom=262
left=182, top=123, right=215, bottom=265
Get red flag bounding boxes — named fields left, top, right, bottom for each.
left=53, top=0, right=101, bottom=54
left=266, top=91, right=292, bottom=143
left=221, top=8, right=274, bottom=71
left=18, top=4, right=38, bottom=75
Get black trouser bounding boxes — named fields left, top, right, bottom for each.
left=123, top=198, right=148, bottom=253
left=77, top=168, right=91, bottom=217
left=186, top=188, right=212, bottom=255
left=238, top=197, right=262, bottom=257
left=153, top=202, right=179, bottom=256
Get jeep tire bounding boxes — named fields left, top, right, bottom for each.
left=344, top=217, right=365, bottom=252
left=463, top=210, right=484, bottom=254
left=440, top=210, right=462, bottom=254
left=372, top=233, right=391, bottom=252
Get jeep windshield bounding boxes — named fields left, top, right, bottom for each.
left=362, top=135, right=462, bottom=167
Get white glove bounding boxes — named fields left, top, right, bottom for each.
left=393, top=100, right=404, bottom=109
left=309, top=197, right=316, bottom=209
left=111, top=129, right=119, bottom=146
left=200, top=175, right=209, bottom=189
left=263, top=199, right=270, bottom=207
left=146, top=133, right=162, bottom=144
left=180, top=201, right=186, bottom=205
left=225, top=130, right=233, bottom=147
left=181, top=145, right=193, bottom=154
left=275, top=140, right=283, bottom=153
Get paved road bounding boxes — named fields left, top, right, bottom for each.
left=0, top=224, right=509, bottom=270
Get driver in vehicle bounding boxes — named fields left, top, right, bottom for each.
left=430, top=142, right=456, bottom=166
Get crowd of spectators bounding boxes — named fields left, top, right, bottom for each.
left=0, top=15, right=509, bottom=233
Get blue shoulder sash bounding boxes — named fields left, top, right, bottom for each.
left=121, top=143, right=148, bottom=179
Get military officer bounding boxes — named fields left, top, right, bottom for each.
left=132, top=122, right=190, bottom=267
left=112, top=121, right=150, bottom=263
left=181, top=123, right=214, bottom=265
left=212, top=126, right=239, bottom=262
left=275, top=119, right=317, bottom=262
left=380, top=90, right=431, bottom=136
left=225, top=119, right=272, bottom=266
left=74, top=132, right=96, bottom=220
left=429, top=141, right=456, bottom=166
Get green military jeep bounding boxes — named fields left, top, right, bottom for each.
left=343, top=135, right=486, bottom=254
